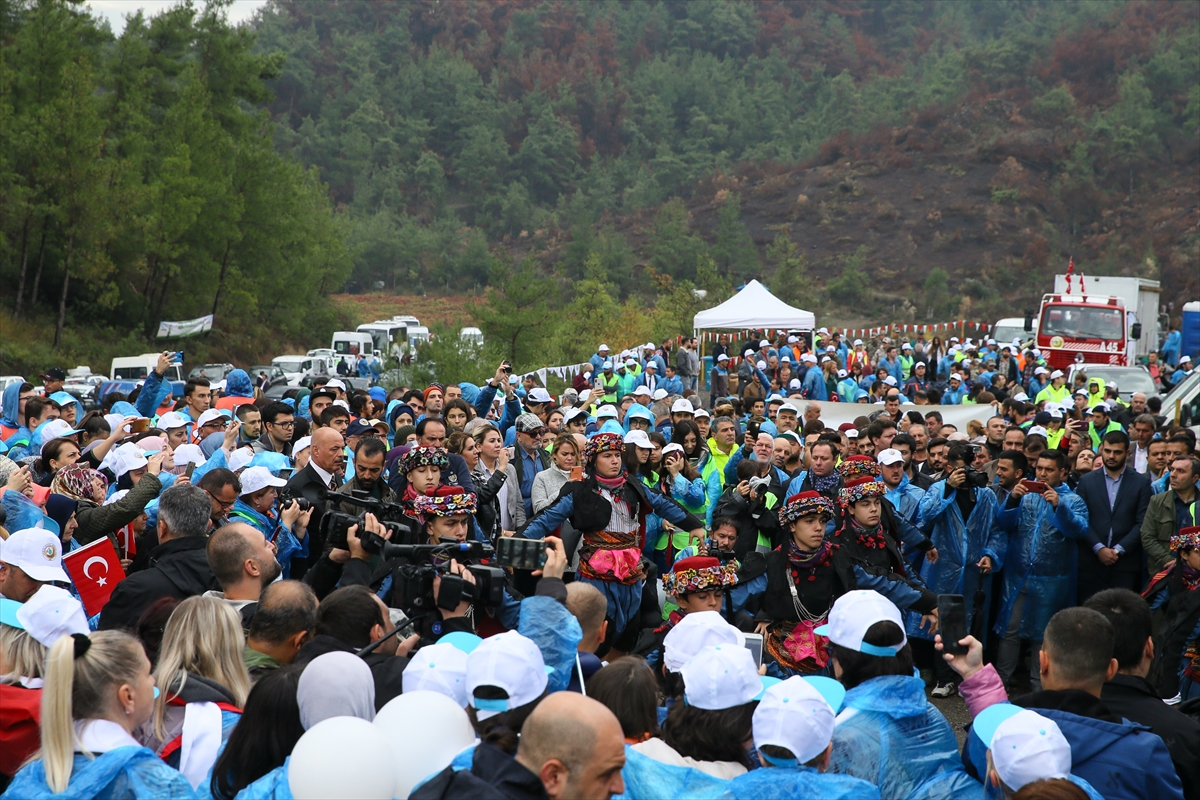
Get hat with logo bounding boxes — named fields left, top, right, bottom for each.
left=876, top=448, right=904, bottom=466
left=624, top=430, right=653, bottom=450
left=681, top=644, right=775, bottom=710
left=466, top=631, right=551, bottom=720
left=345, top=419, right=376, bottom=438
left=41, top=367, right=67, bottom=382
left=156, top=411, right=189, bottom=431
left=973, top=704, right=1071, bottom=791
left=239, top=466, right=288, bottom=496
left=594, top=405, right=618, bottom=419
left=195, top=409, right=228, bottom=430
left=0, top=528, right=70, bottom=583
left=227, top=447, right=255, bottom=473
left=671, top=398, right=695, bottom=415
left=815, top=590, right=906, bottom=656
left=38, top=420, right=82, bottom=452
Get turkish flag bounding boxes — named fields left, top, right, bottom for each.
left=63, top=537, right=127, bottom=617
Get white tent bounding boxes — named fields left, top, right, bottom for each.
left=692, top=280, right=815, bottom=331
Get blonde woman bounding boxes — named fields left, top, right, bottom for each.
left=0, top=621, right=48, bottom=781
left=140, top=596, right=249, bottom=790
left=4, top=630, right=194, bottom=798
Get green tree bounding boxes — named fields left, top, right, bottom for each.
left=922, top=268, right=951, bottom=320
left=765, top=231, right=807, bottom=307
left=826, top=246, right=871, bottom=308
left=710, top=192, right=759, bottom=280
left=648, top=198, right=704, bottom=279
left=472, top=257, right=559, bottom=368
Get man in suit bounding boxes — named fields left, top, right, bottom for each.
left=285, top=427, right=346, bottom=578
left=1075, top=429, right=1152, bottom=601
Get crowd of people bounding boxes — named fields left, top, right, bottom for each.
left=0, top=326, right=1198, bottom=800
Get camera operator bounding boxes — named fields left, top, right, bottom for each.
left=229, top=466, right=313, bottom=579
left=916, top=441, right=1004, bottom=698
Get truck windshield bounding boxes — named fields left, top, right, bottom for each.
left=333, top=340, right=365, bottom=356
left=1040, top=305, right=1124, bottom=341
left=274, top=359, right=306, bottom=373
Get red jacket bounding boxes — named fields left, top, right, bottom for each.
left=0, top=684, right=42, bottom=778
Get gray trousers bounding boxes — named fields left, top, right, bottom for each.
left=994, top=590, right=1042, bottom=692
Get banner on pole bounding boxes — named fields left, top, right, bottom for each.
left=156, top=314, right=214, bottom=338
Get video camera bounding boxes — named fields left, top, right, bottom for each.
left=959, top=466, right=990, bottom=489
left=387, top=539, right=505, bottom=615
left=319, top=490, right=418, bottom=554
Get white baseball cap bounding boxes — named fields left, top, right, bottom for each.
left=239, top=465, right=287, bottom=496
left=1027, top=425, right=1050, bottom=438
left=787, top=336, right=798, bottom=344
left=562, top=407, right=587, bottom=425
left=777, top=402, right=799, bottom=416
left=837, top=369, right=848, bottom=378
left=624, top=430, right=653, bottom=450
left=662, top=610, right=744, bottom=672
left=624, top=359, right=637, bottom=368
left=172, top=443, right=206, bottom=467
left=107, top=441, right=148, bottom=478
left=0, top=528, right=71, bottom=584
left=38, top=419, right=82, bottom=452
left=877, top=448, right=904, bottom=466
left=651, top=389, right=669, bottom=401
left=1048, top=408, right=1064, bottom=420
left=717, top=353, right=729, bottom=362
left=819, top=356, right=831, bottom=364
left=1012, top=392, right=1029, bottom=402
left=681, top=644, right=772, bottom=711
left=602, top=361, right=613, bottom=370
left=743, top=349, right=755, bottom=358
left=402, top=642, right=469, bottom=707
left=598, top=344, right=609, bottom=351
left=527, top=387, right=553, bottom=404
left=466, top=631, right=549, bottom=720
left=757, top=360, right=768, bottom=370
left=643, top=361, right=657, bottom=370
left=694, top=408, right=710, bottom=419
left=195, top=408, right=227, bottom=429
left=759, top=340, right=771, bottom=349
left=156, top=411, right=189, bottom=431
left=661, top=443, right=685, bottom=458
left=1050, top=370, right=1064, bottom=379
left=325, top=379, right=347, bottom=391
left=103, top=412, right=131, bottom=435
left=974, top=705, right=1071, bottom=791
left=595, top=405, right=618, bottom=419
left=671, top=398, right=694, bottom=414
left=1034, top=366, right=1049, bottom=376
left=853, top=339, right=864, bottom=346
left=228, top=447, right=255, bottom=473
left=1180, top=354, right=1192, bottom=364
left=814, top=590, right=906, bottom=656
left=845, top=428, right=859, bottom=439
left=801, top=354, right=818, bottom=364
left=632, top=386, right=651, bottom=397
left=752, top=676, right=841, bottom=764
left=1, top=585, right=89, bottom=648
left=883, top=376, right=898, bottom=387
left=788, top=379, right=802, bottom=390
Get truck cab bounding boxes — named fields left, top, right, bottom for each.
left=331, top=331, right=377, bottom=361
left=1036, top=294, right=1134, bottom=370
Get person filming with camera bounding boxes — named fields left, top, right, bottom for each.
left=914, top=441, right=1002, bottom=698
left=229, top=465, right=312, bottom=580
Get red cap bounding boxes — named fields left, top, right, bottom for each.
left=671, top=555, right=721, bottom=574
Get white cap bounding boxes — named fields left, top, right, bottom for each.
left=1181, top=354, right=1193, bottom=364
left=1013, top=392, right=1029, bottom=402
left=757, top=360, right=768, bottom=370
left=949, top=336, right=959, bottom=342
left=1048, top=408, right=1064, bottom=420
left=987, top=338, right=997, bottom=345
left=766, top=394, right=785, bottom=403
left=759, top=340, right=771, bottom=348
left=595, top=405, right=618, bottom=419
left=562, top=408, right=587, bottom=425
left=466, top=631, right=549, bottom=720
left=1050, top=370, right=1064, bottom=379
left=787, top=336, right=798, bottom=344
left=621, top=359, right=634, bottom=368
left=717, top=353, right=729, bottom=362
left=644, top=342, right=656, bottom=350
left=837, top=369, right=848, bottom=378
left=38, top=419, right=82, bottom=451
left=801, top=353, right=817, bottom=364
left=743, top=349, right=755, bottom=358
left=974, top=705, right=1071, bottom=791
left=172, top=443, right=205, bottom=467
left=844, top=428, right=859, bottom=439
left=1090, top=402, right=1110, bottom=414
left=228, top=447, right=255, bottom=473
left=4, top=585, right=89, bottom=648
left=651, top=389, right=669, bottom=401
left=662, top=443, right=685, bottom=458
left=681, top=644, right=769, bottom=711
left=694, top=408, right=710, bottom=419
left=108, top=441, right=148, bottom=477
left=598, top=344, right=609, bottom=351
left=1034, top=367, right=1049, bottom=376
left=671, top=398, right=694, bottom=414
left=814, top=590, right=906, bottom=656
left=632, top=386, right=651, bottom=397
left=624, top=430, right=653, bottom=450
left=643, top=361, right=657, bottom=370
left=883, top=376, right=898, bottom=387
left=1027, top=425, right=1049, bottom=438
left=819, top=356, right=831, bottom=364
left=602, top=360, right=613, bottom=369
left=753, top=676, right=839, bottom=764
left=877, top=448, right=904, bottom=466
left=239, top=465, right=287, bottom=495
left=788, top=379, right=802, bottom=390
left=777, top=402, right=799, bottom=416
left=527, top=387, right=553, bottom=404
left=325, top=379, right=347, bottom=391
left=402, top=642, right=469, bottom=707
left=157, top=411, right=189, bottom=431
left=662, top=610, right=744, bottom=672
left=818, top=327, right=829, bottom=335
left=902, top=342, right=912, bottom=350
left=195, top=408, right=226, bottom=429
left=0, top=528, right=71, bottom=583
left=103, top=413, right=130, bottom=435
left=948, top=374, right=961, bottom=383
left=853, top=339, right=864, bottom=346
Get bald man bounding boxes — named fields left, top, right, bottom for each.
left=284, top=426, right=346, bottom=580
left=413, top=692, right=625, bottom=800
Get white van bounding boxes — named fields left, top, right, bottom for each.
left=331, top=331, right=377, bottom=359
left=110, top=354, right=183, bottom=382
left=991, top=316, right=1038, bottom=347
left=460, top=327, right=484, bottom=346
left=271, top=355, right=317, bottom=386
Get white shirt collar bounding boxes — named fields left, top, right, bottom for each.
left=74, top=718, right=140, bottom=753
left=309, top=461, right=334, bottom=487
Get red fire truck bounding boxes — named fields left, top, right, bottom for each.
left=1036, top=293, right=1136, bottom=370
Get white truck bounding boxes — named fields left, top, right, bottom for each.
left=1051, top=274, right=1161, bottom=360
left=331, top=331, right=376, bottom=360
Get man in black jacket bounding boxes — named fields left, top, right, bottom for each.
left=98, top=483, right=216, bottom=630
left=1075, top=430, right=1152, bottom=600
left=1085, top=588, right=1200, bottom=799
left=294, top=583, right=417, bottom=711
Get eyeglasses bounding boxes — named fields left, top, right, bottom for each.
left=269, top=420, right=295, bottom=428
left=206, top=490, right=236, bottom=510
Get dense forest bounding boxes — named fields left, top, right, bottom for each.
left=1, top=0, right=1197, bottom=373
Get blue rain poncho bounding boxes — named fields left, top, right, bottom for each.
left=1, top=747, right=197, bottom=800
left=908, top=482, right=1000, bottom=643
left=623, top=404, right=654, bottom=433
left=830, top=675, right=979, bottom=800
left=48, top=391, right=85, bottom=426
left=223, top=759, right=292, bottom=800
left=992, top=486, right=1089, bottom=641
left=726, top=765, right=880, bottom=800
left=518, top=594, right=583, bottom=693
left=223, top=370, right=254, bottom=398
left=614, top=747, right=729, bottom=800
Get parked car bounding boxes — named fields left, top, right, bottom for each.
left=62, top=375, right=108, bottom=410
left=189, top=363, right=235, bottom=382
left=1066, top=365, right=1159, bottom=402
left=249, top=365, right=287, bottom=384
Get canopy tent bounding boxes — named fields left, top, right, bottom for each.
left=692, top=280, right=815, bottom=331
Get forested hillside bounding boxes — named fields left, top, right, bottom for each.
left=255, top=0, right=1199, bottom=333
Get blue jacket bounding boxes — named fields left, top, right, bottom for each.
left=831, top=675, right=979, bottom=800
left=910, top=481, right=1000, bottom=642
left=1161, top=330, right=1181, bottom=365
left=0, top=381, right=23, bottom=432
left=942, top=383, right=967, bottom=404
left=134, top=369, right=173, bottom=420
left=660, top=375, right=684, bottom=396
left=726, top=765, right=879, bottom=799
left=994, top=484, right=1089, bottom=640
left=802, top=367, right=827, bottom=400
left=2, top=746, right=197, bottom=800
left=880, top=357, right=904, bottom=385
left=471, top=383, right=521, bottom=437
left=224, top=369, right=254, bottom=398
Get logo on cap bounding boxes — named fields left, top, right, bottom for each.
left=43, top=544, right=57, bottom=560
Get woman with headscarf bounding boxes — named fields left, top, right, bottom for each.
left=51, top=461, right=162, bottom=548
left=297, top=651, right=375, bottom=729
left=521, top=433, right=705, bottom=656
